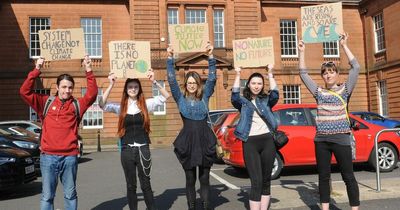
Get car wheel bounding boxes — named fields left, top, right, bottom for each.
left=271, top=155, right=283, bottom=180
left=368, top=142, right=398, bottom=172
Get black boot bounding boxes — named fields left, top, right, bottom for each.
left=202, top=201, right=212, bottom=210
left=188, top=201, right=195, bottom=210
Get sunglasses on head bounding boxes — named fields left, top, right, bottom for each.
left=321, top=61, right=336, bottom=67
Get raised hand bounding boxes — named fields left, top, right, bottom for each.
left=266, top=64, right=274, bottom=73
left=234, top=67, right=241, bottom=75
left=167, top=44, right=174, bottom=58
left=108, top=72, right=117, bottom=85
left=147, top=68, right=155, bottom=82
left=340, top=32, right=349, bottom=47
left=205, top=41, right=214, bottom=56
left=298, top=40, right=305, bottom=53
left=36, top=57, right=45, bottom=70
left=82, top=55, right=92, bottom=71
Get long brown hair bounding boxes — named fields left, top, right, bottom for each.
left=183, top=71, right=203, bottom=99
left=117, top=79, right=150, bottom=137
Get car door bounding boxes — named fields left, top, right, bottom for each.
left=350, top=116, right=374, bottom=161
left=276, top=108, right=316, bottom=165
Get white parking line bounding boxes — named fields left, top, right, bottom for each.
left=210, top=171, right=240, bottom=190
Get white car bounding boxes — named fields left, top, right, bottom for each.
left=0, top=121, right=83, bottom=158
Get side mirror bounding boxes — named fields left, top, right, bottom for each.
left=352, top=121, right=361, bottom=131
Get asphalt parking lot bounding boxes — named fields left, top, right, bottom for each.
left=1, top=148, right=400, bottom=210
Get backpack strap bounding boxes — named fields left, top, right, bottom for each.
left=72, top=99, right=81, bottom=123
left=43, top=95, right=56, bottom=118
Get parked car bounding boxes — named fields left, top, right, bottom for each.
left=0, top=120, right=84, bottom=158
left=0, top=139, right=37, bottom=191
left=0, top=129, right=40, bottom=169
left=351, top=112, right=400, bottom=128
left=208, top=109, right=237, bottom=126
left=220, top=104, right=400, bottom=179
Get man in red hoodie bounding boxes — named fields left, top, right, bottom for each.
left=20, top=55, right=98, bottom=210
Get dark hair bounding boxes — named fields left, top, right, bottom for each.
left=183, top=71, right=203, bottom=99
left=117, top=78, right=150, bottom=137
left=320, top=62, right=338, bottom=75
left=55, top=74, right=75, bottom=96
left=243, top=72, right=268, bottom=100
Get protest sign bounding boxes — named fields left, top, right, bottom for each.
left=109, top=41, right=151, bottom=78
left=301, top=2, right=343, bottom=43
left=233, top=37, right=274, bottom=68
left=39, top=28, right=85, bottom=61
left=168, top=23, right=209, bottom=53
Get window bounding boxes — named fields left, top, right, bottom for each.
left=81, top=18, right=102, bottom=58
left=240, top=79, right=248, bottom=94
left=323, top=41, right=339, bottom=57
left=30, top=89, right=51, bottom=121
left=213, top=9, right=225, bottom=48
left=185, top=9, right=206, bottom=23
left=82, top=88, right=103, bottom=129
left=168, top=8, right=179, bottom=24
left=29, top=18, right=51, bottom=58
left=378, top=80, right=388, bottom=117
left=152, top=81, right=166, bottom=115
left=276, top=108, right=308, bottom=126
left=280, top=20, right=298, bottom=57
left=373, top=13, right=386, bottom=53
left=283, top=85, right=301, bottom=104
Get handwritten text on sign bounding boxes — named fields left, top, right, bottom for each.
left=168, top=23, right=209, bottom=53
left=233, top=37, right=274, bottom=68
left=39, top=28, right=85, bottom=61
left=109, top=41, right=151, bottom=79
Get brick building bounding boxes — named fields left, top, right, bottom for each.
left=0, top=0, right=398, bottom=146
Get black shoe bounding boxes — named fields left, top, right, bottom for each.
left=188, top=201, right=195, bottom=210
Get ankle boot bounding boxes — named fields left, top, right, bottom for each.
left=202, top=201, right=212, bottom=210
left=188, top=201, right=195, bottom=210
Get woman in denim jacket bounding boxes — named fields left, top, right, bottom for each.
left=231, top=65, right=279, bottom=210
left=167, top=43, right=216, bottom=210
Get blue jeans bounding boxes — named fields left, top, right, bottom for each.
left=40, top=154, right=78, bottom=210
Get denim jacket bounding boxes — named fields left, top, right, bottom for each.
left=231, top=87, right=279, bottom=141
left=167, top=57, right=216, bottom=120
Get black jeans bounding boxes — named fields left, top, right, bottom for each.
left=184, top=166, right=211, bottom=208
left=242, top=133, right=276, bottom=201
left=121, top=145, right=155, bottom=210
left=315, top=141, right=360, bottom=206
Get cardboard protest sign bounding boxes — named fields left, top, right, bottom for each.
left=168, top=23, right=209, bottom=53
left=39, top=28, right=85, bottom=61
left=109, top=41, right=151, bottom=79
left=301, top=2, right=343, bottom=43
left=233, top=37, right=274, bottom=68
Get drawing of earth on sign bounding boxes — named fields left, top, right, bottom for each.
left=135, top=60, right=149, bottom=73
left=303, top=24, right=340, bottom=43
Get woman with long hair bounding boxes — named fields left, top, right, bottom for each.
left=167, top=43, right=216, bottom=210
left=231, top=65, right=278, bottom=210
left=298, top=32, right=360, bottom=210
left=99, top=69, right=170, bottom=210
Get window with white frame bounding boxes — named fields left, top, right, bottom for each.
left=81, top=88, right=103, bottom=129
left=81, top=18, right=102, bottom=58
left=152, top=81, right=166, bottom=115
left=185, top=9, right=206, bottom=23
left=323, top=41, right=339, bottom=57
left=213, top=9, right=225, bottom=48
left=378, top=80, right=388, bottom=117
left=240, top=79, right=248, bottom=94
left=283, top=85, right=301, bottom=104
left=168, top=8, right=179, bottom=24
left=29, top=18, right=51, bottom=58
left=373, top=13, right=386, bottom=53
left=30, top=89, right=51, bottom=122
left=280, top=20, right=298, bottom=57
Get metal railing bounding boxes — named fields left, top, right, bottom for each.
left=374, top=128, right=400, bottom=192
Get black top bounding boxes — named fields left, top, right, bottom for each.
left=121, top=113, right=150, bottom=145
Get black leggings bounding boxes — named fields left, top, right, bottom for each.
left=121, top=145, right=155, bottom=210
left=243, top=133, right=276, bottom=201
left=184, top=166, right=211, bottom=207
left=315, top=141, right=360, bottom=206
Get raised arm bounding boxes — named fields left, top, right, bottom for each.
left=298, top=40, right=318, bottom=96
left=98, top=72, right=121, bottom=114
left=166, top=45, right=183, bottom=102
left=341, top=33, right=360, bottom=94
left=19, top=57, right=48, bottom=116
left=203, top=43, right=216, bottom=99
left=231, top=67, right=243, bottom=110
left=78, top=55, right=98, bottom=116
left=266, top=64, right=279, bottom=107
left=146, top=68, right=170, bottom=112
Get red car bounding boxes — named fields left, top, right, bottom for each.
left=218, top=104, right=400, bottom=179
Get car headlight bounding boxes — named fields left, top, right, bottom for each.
left=13, top=141, right=38, bottom=149
left=0, top=157, right=16, bottom=165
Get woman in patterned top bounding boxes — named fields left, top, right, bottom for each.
left=298, top=32, right=360, bottom=210
left=99, top=70, right=170, bottom=210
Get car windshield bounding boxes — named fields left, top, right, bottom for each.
left=7, top=126, right=38, bottom=138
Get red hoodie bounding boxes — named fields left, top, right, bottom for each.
left=20, top=68, right=98, bottom=156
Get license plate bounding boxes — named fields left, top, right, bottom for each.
left=25, top=165, right=34, bottom=174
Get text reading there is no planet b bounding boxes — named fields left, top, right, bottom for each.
left=301, top=2, right=343, bottom=43
left=109, top=41, right=151, bottom=79
left=39, top=28, right=85, bottom=61
left=233, top=37, right=274, bottom=68
left=169, top=23, right=209, bottom=53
